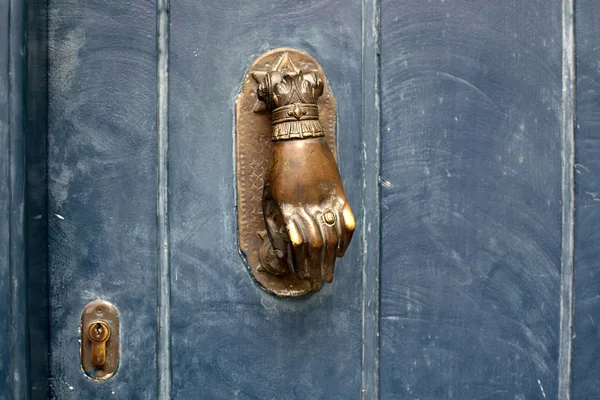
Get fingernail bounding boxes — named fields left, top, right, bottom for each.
left=342, top=205, right=355, bottom=231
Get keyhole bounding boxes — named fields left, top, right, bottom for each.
left=88, top=321, right=110, bottom=367
left=94, top=324, right=103, bottom=338
left=88, top=321, right=110, bottom=343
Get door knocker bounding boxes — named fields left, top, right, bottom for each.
left=236, top=48, right=355, bottom=296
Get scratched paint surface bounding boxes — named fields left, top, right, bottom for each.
left=379, top=1, right=563, bottom=398
left=27, top=0, right=600, bottom=398
left=167, top=1, right=364, bottom=398
left=47, top=0, right=158, bottom=397
left=0, top=0, right=11, bottom=396
left=572, top=0, right=600, bottom=397
left=27, top=0, right=51, bottom=396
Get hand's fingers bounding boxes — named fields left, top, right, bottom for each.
left=297, top=208, right=324, bottom=291
left=319, top=211, right=338, bottom=283
left=263, top=198, right=288, bottom=259
left=336, top=203, right=355, bottom=257
left=265, top=213, right=286, bottom=259
left=284, top=215, right=306, bottom=277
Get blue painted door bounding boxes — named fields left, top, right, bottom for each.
left=45, top=1, right=366, bottom=399
left=2, top=0, right=600, bottom=399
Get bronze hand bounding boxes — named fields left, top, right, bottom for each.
left=262, top=137, right=355, bottom=291
left=253, top=57, right=355, bottom=292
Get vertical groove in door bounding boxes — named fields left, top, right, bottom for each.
left=8, top=0, right=31, bottom=398
left=559, top=0, right=575, bottom=398
left=25, top=0, right=49, bottom=396
left=157, top=0, right=172, bottom=398
left=361, top=0, right=381, bottom=398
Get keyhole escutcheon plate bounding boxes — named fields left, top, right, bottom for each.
left=81, top=300, right=120, bottom=380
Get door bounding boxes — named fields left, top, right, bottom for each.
left=1, top=0, right=599, bottom=399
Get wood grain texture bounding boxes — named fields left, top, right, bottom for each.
left=47, top=0, right=158, bottom=397
left=361, top=0, right=381, bottom=398
left=3, top=0, right=31, bottom=398
left=572, top=0, right=600, bottom=397
left=156, top=0, right=171, bottom=396
left=0, top=0, right=13, bottom=396
left=379, top=1, right=563, bottom=398
left=559, top=0, right=575, bottom=398
left=26, top=0, right=50, bottom=397
left=168, top=0, right=364, bottom=398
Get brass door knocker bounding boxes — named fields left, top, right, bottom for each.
left=236, top=48, right=355, bottom=296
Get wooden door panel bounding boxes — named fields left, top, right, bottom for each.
left=379, top=1, right=563, bottom=398
left=573, top=0, right=600, bottom=397
left=47, top=0, right=158, bottom=397
left=0, top=0, right=593, bottom=398
left=0, top=0, right=15, bottom=396
left=168, top=1, right=364, bottom=398
left=0, top=1, right=29, bottom=398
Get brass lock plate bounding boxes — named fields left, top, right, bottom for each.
left=80, top=300, right=120, bottom=380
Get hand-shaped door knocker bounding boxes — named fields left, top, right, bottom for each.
left=236, top=49, right=355, bottom=296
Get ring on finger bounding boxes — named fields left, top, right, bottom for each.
left=323, top=210, right=336, bottom=226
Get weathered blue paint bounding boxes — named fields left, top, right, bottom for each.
left=3, top=0, right=600, bottom=398
left=0, top=0, right=13, bottom=396
left=572, top=0, right=600, bottom=398
left=156, top=0, right=171, bottom=398
left=1, top=0, right=31, bottom=398
left=1, top=1, right=48, bottom=398
left=168, top=1, right=364, bottom=398
left=559, top=0, right=576, bottom=398
left=26, top=0, right=50, bottom=397
left=379, top=1, right=563, bottom=398
left=47, top=0, right=159, bottom=397
left=361, top=0, right=381, bottom=398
